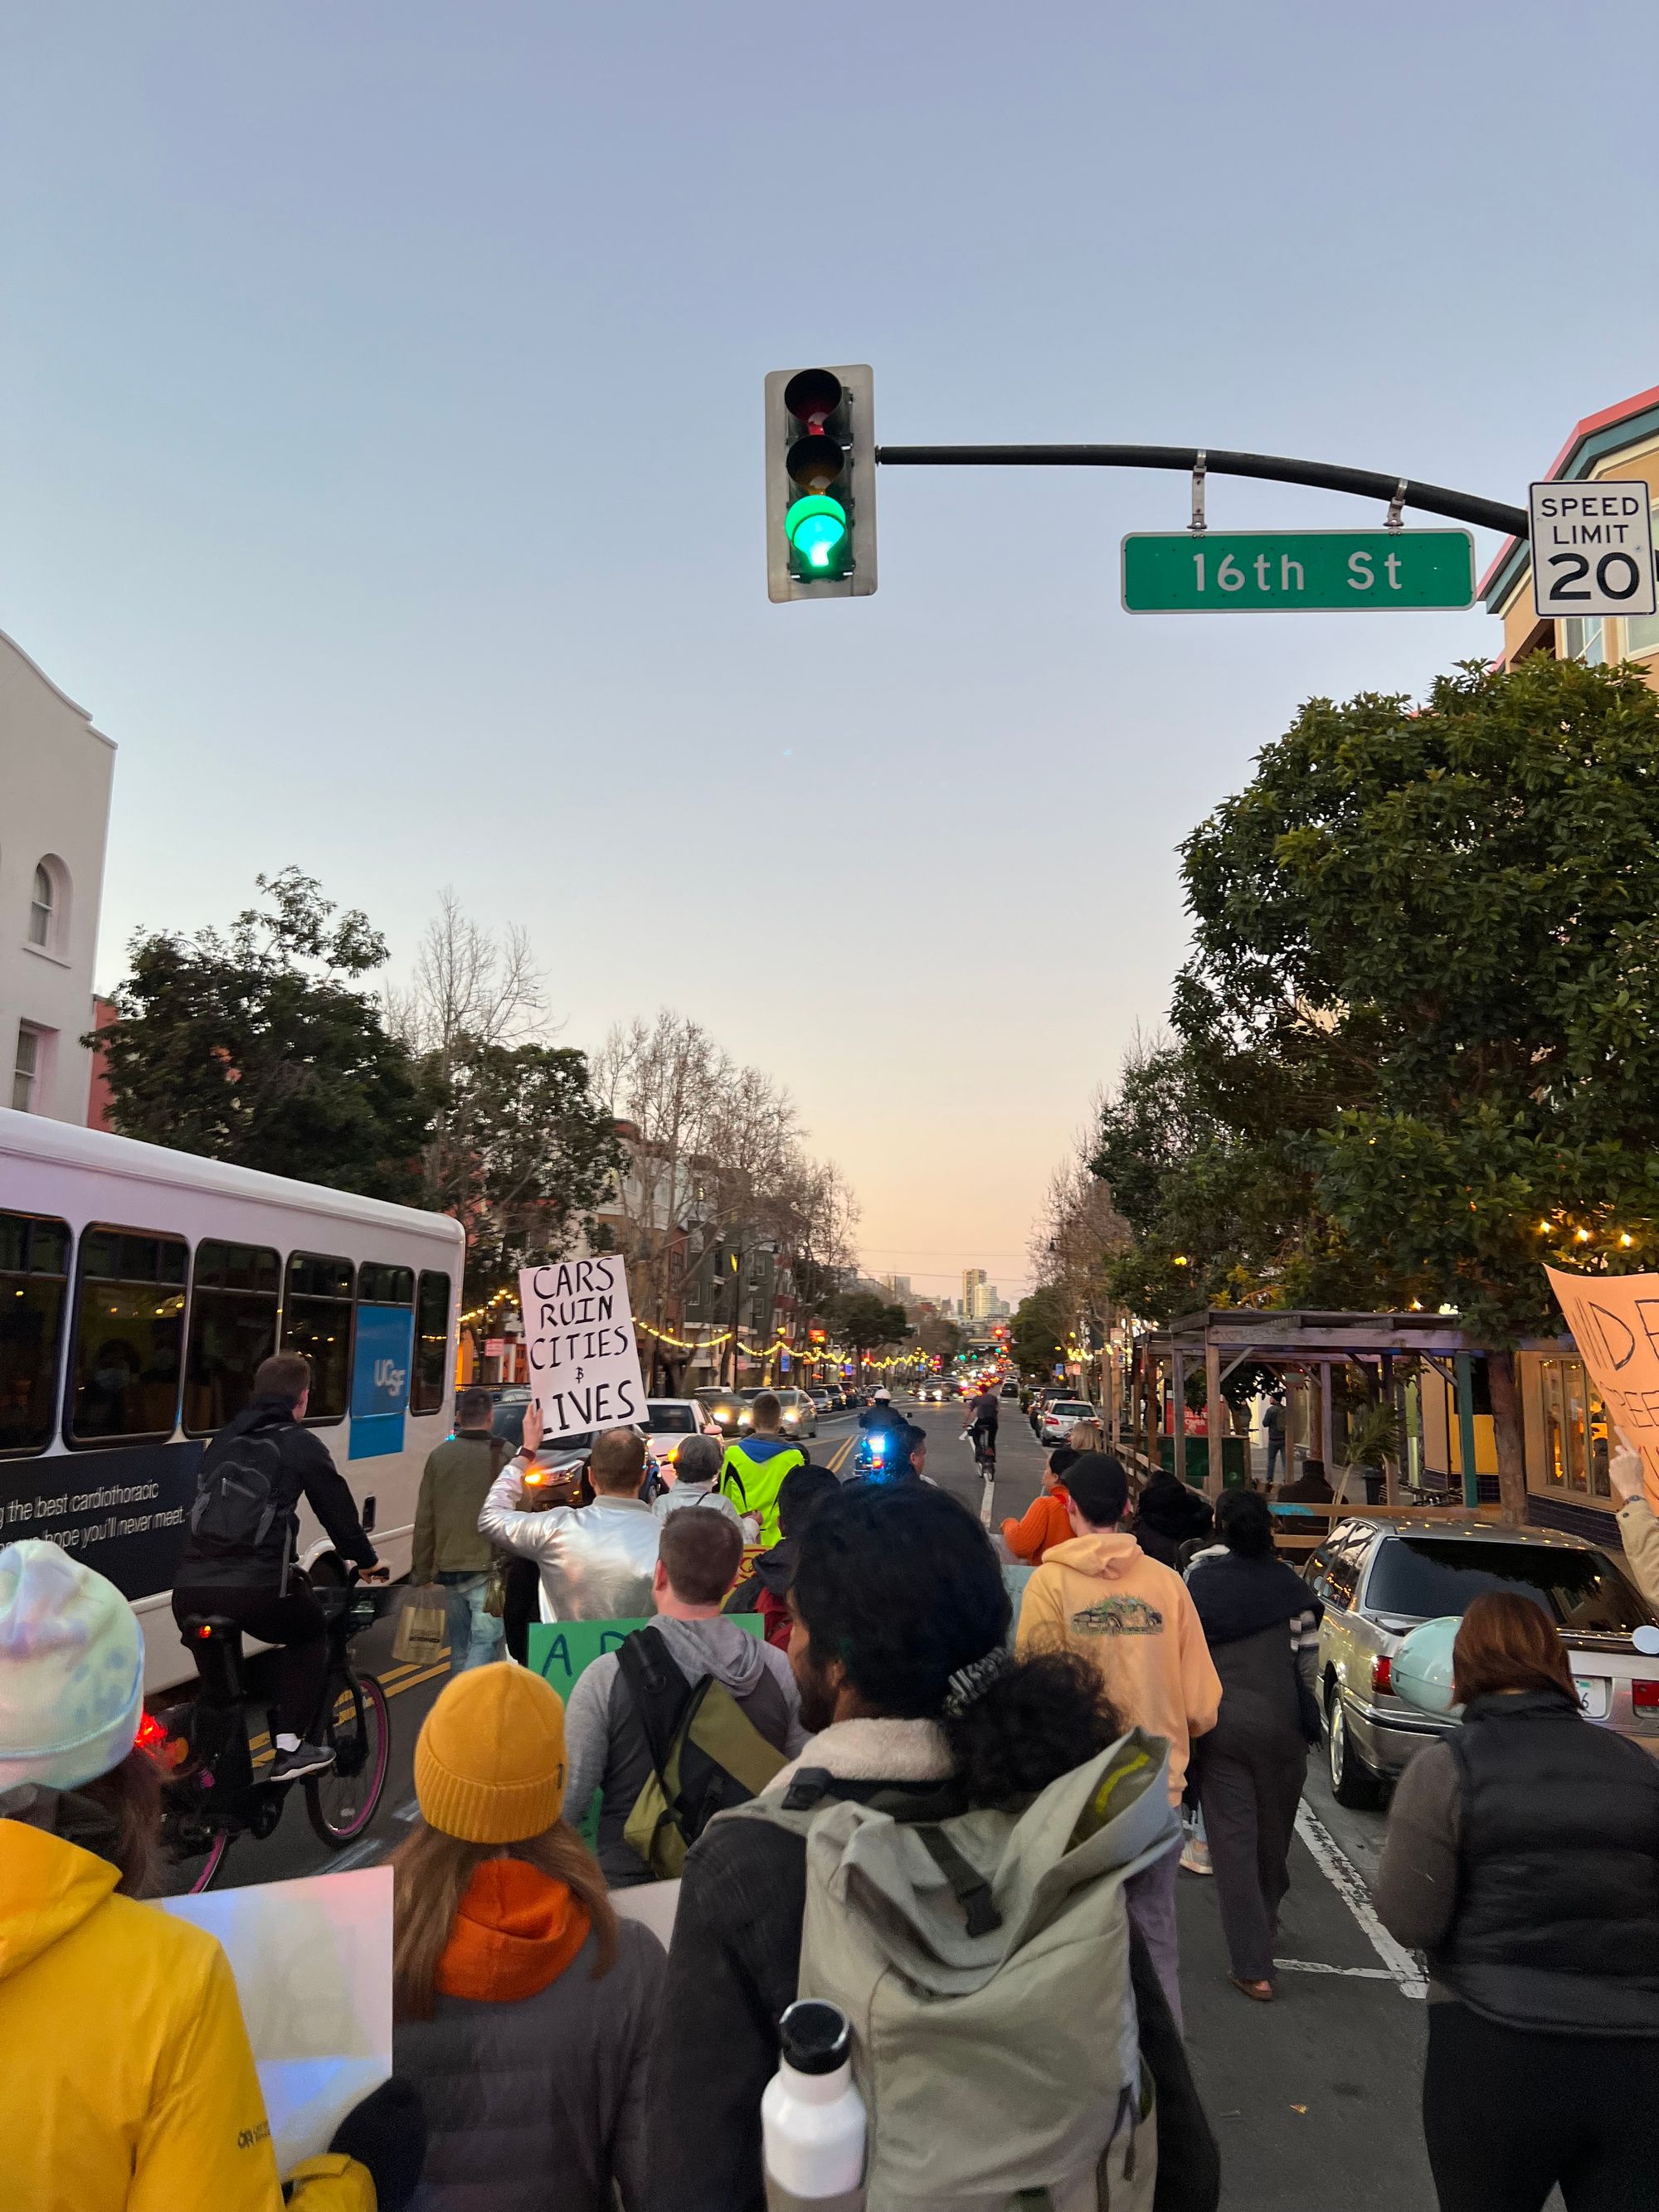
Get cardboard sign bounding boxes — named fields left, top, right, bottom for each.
left=159, top=1866, right=392, bottom=2174
left=518, top=1255, right=648, bottom=1441
left=528, top=1612, right=762, bottom=1693
left=1545, top=1266, right=1659, bottom=1512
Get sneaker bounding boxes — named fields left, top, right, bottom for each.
left=1180, top=1838, right=1214, bottom=1877
left=270, top=1740, right=335, bottom=1783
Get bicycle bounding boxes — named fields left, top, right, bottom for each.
left=152, top=1553, right=392, bottom=1894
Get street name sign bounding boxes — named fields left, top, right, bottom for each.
left=1121, top=528, right=1476, bottom=613
left=1529, top=481, right=1657, bottom=620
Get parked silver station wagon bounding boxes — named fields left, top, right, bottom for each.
left=1303, top=1516, right=1659, bottom=1806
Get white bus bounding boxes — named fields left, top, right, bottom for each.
left=1, top=1109, right=464, bottom=1689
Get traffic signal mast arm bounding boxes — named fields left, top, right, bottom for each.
left=873, top=443, right=1528, bottom=540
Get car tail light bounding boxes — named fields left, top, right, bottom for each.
left=135, top=1710, right=168, bottom=1752
left=1372, top=1655, right=1394, bottom=1695
left=1632, top=1680, right=1659, bottom=1711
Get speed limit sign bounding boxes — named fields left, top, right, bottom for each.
left=1530, top=480, right=1657, bottom=620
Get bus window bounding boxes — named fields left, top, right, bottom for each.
left=358, top=1263, right=414, bottom=1307
left=69, top=1228, right=187, bottom=1445
left=183, top=1240, right=280, bottom=1436
left=412, top=1270, right=451, bottom=1414
left=281, top=1253, right=353, bottom=1424
left=0, top=1212, right=71, bottom=1456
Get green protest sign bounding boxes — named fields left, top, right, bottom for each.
left=527, top=1612, right=762, bottom=1694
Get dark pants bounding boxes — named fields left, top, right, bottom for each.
left=1195, top=1738, right=1306, bottom=1984
left=173, top=1581, right=328, bottom=1740
left=1423, top=2001, right=1659, bottom=2211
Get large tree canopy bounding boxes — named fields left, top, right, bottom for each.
left=1095, top=656, right=1659, bottom=1514
left=96, top=869, right=426, bottom=1203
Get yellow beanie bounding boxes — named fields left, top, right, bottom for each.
left=414, top=1665, right=568, bottom=1844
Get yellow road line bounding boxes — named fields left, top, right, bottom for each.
left=247, top=1654, right=454, bottom=1760
left=828, top=1435, right=854, bottom=1474
left=251, top=1657, right=453, bottom=1765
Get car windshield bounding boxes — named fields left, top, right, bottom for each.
left=647, top=1402, right=698, bottom=1431
left=1365, top=1537, right=1652, bottom=1634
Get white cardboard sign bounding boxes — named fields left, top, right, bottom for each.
left=1530, top=480, right=1657, bottom=619
left=519, top=1253, right=648, bottom=1440
left=159, top=1865, right=392, bottom=2174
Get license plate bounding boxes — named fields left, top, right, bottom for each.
left=1574, top=1676, right=1611, bottom=1719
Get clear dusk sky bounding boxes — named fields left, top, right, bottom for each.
left=4, top=2, right=1657, bottom=1300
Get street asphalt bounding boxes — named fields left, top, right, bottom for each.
left=221, top=1397, right=1434, bottom=2209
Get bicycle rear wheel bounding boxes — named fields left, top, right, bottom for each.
left=158, top=1826, right=234, bottom=1896
left=305, top=1668, right=391, bottom=1846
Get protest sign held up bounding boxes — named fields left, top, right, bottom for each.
left=519, top=1253, right=648, bottom=1441
left=1545, top=1264, right=1659, bottom=1514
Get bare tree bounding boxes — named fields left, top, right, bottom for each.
left=387, top=890, right=550, bottom=1215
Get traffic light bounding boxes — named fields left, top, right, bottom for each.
left=764, top=364, right=877, bottom=602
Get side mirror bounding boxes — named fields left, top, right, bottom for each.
left=1393, top=1616, right=1462, bottom=1715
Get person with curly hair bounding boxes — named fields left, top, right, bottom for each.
left=643, top=1481, right=1219, bottom=2212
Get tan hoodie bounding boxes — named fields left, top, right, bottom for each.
left=1016, top=1530, right=1222, bottom=1804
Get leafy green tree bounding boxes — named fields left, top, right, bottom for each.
left=834, top=1292, right=913, bottom=1375
left=1098, top=657, right=1659, bottom=1518
left=95, top=869, right=426, bottom=1202
left=1010, top=1283, right=1070, bottom=1377
left=448, top=1043, right=625, bottom=1303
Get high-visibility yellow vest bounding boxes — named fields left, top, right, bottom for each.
left=719, top=1436, right=806, bottom=1546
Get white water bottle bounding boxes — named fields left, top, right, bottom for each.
left=761, top=1999, right=867, bottom=2206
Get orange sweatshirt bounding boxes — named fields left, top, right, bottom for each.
left=1015, top=1530, right=1221, bottom=1803
left=1000, top=1490, right=1073, bottom=1564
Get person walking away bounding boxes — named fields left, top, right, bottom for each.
left=1000, top=1449, right=1074, bottom=1564
left=652, top=1432, right=743, bottom=1529
left=562, top=1510, right=807, bottom=1886
left=1261, top=1398, right=1286, bottom=1487
left=479, top=1405, right=661, bottom=1621
left=390, top=1662, right=664, bottom=2211
left=644, top=1482, right=1219, bottom=2212
left=172, top=1350, right=382, bottom=1782
left=412, top=1385, right=509, bottom=1674
left=1016, top=1451, right=1221, bottom=2028
left=1376, top=1591, right=1659, bottom=2212
left=723, top=1462, right=841, bottom=1648
left=0, top=1539, right=420, bottom=2212
left=719, top=1390, right=805, bottom=1545
left=1184, top=1491, right=1322, bottom=2001
left=1131, top=1462, right=1215, bottom=1571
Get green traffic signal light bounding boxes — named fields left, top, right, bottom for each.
left=786, top=494, right=849, bottom=577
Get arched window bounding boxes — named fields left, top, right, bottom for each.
left=28, top=864, right=52, bottom=947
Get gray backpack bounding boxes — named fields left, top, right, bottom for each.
left=732, top=1728, right=1178, bottom=2212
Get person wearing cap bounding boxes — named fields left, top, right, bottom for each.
left=390, top=1660, right=665, bottom=2210
left=0, top=1539, right=414, bottom=2212
left=411, top=1384, right=510, bottom=1673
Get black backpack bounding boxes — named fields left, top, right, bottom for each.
left=615, top=1626, right=788, bottom=1878
left=188, top=1425, right=295, bottom=1586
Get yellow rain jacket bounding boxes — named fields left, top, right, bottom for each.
left=0, top=1818, right=374, bottom=2212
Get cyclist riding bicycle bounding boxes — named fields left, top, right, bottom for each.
left=173, top=1350, right=383, bottom=1782
left=966, top=1384, right=1000, bottom=1468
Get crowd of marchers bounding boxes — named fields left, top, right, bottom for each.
left=4, top=1368, right=1659, bottom=2212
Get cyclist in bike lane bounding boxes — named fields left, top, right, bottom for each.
left=965, top=1380, right=1000, bottom=1470
left=173, top=1351, right=382, bottom=1782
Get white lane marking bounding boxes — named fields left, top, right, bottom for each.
left=1294, top=1801, right=1427, bottom=2001
left=393, top=1796, right=420, bottom=1821
left=324, top=1831, right=389, bottom=1872
left=1272, top=1959, right=1401, bottom=1981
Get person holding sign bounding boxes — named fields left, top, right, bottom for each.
left=479, top=1403, right=660, bottom=1621
left=1608, top=1436, right=1659, bottom=1611
left=718, top=1391, right=805, bottom=1546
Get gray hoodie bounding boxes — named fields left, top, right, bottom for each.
left=563, top=1615, right=809, bottom=1888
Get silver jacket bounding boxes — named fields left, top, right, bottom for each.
left=479, top=1461, right=660, bottom=1621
